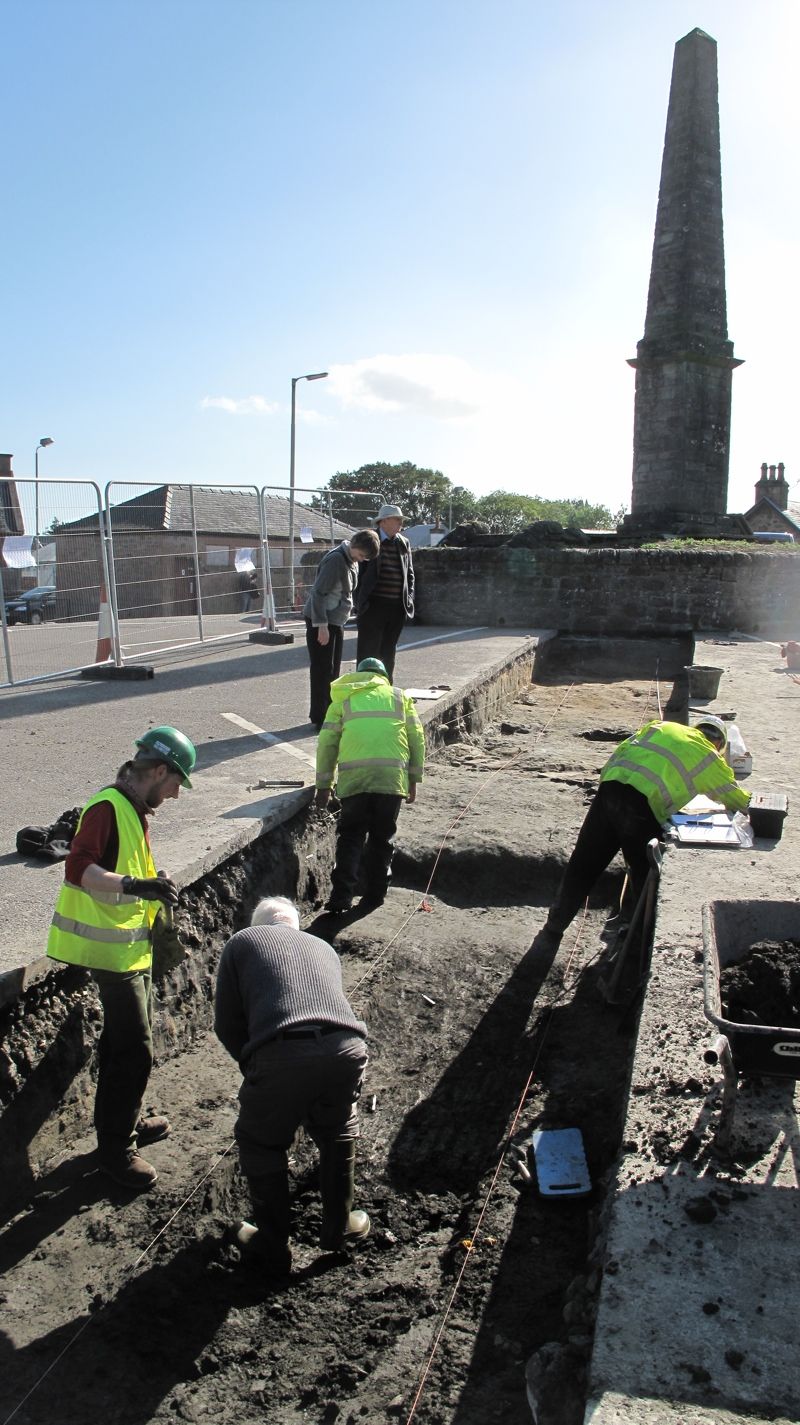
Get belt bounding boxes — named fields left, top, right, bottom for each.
left=276, top=1023, right=344, bottom=1040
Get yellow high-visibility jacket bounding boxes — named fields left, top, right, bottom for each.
left=316, top=671, right=425, bottom=798
left=47, top=788, right=158, bottom=973
left=600, top=720, right=751, bottom=823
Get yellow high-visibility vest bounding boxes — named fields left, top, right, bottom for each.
left=601, top=720, right=750, bottom=822
left=47, top=788, right=158, bottom=973
left=316, top=671, right=425, bottom=798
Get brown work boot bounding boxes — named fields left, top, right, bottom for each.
left=135, top=1115, right=171, bottom=1145
left=98, top=1147, right=158, bottom=1191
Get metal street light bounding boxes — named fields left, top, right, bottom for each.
left=288, top=371, right=328, bottom=611
left=34, top=438, right=54, bottom=567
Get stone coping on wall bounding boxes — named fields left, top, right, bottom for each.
left=413, top=544, right=800, bottom=640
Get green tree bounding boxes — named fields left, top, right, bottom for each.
left=318, top=462, right=471, bottom=528
left=473, top=491, right=620, bottom=534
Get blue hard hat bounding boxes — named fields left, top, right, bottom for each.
left=357, top=658, right=388, bottom=678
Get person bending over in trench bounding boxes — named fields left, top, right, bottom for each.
left=214, top=896, right=370, bottom=1276
left=536, top=716, right=751, bottom=948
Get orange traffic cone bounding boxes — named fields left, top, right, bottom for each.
left=93, top=581, right=114, bottom=662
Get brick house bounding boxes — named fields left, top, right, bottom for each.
left=54, top=484, right=355, bottom=620
left=743, top=464, right=800, bottom=542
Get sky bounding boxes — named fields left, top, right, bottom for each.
left=3, top=0, right=799, bottom=523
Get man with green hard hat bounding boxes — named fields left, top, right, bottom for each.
left=48, top=725, right=196, bottom=1190
left=315, top=658, right=424, bottom=913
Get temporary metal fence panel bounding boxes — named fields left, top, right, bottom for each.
left=104, top=482, right=269, bottom=663
left=1, top=478, right=385, bottom=684
left=0, top=479, right=112, bottom=687
left=261, top=485, right=381, bottom=621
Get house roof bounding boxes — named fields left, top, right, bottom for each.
left=743, top=496, right=800, bottom=534
left=57, top=484, right=355, bottom=541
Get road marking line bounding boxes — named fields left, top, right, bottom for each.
left=400, top=627, right=488, bottom=650
left=221, top=712, right=316, bottom=770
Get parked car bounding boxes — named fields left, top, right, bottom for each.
left=4, top=587, right=57, bottom=625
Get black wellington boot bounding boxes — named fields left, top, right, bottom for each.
left=319, top=1139, right=370, bottom=1251
left=234, top=1170, right=292, bottom=1276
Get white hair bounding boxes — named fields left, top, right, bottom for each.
left=250, top=896, right=300, bottom=930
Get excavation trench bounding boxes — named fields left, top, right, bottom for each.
left=0, top=670, right=649, bottom=1425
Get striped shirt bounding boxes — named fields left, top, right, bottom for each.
left=372, top=537, right=404, bottom=601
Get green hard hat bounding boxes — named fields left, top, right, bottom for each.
left=357, top=658, right=389, bottom=678
left=135, top=726, right=196, bottom=787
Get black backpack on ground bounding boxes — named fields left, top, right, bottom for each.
left=16, top=807, right=82, bottom=861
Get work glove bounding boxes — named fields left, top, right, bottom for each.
left=121, top=874, right=179, bottom=906
left=151, top=905, right=187, bottom=975
left=315, top=788, right=331, bottom=810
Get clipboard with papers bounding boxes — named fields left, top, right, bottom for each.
left=668, top=795, right=751, bottom=848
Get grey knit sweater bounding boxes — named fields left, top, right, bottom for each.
left=214, top=925, right=367, bottom=1065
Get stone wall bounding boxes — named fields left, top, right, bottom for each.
left=414, top=545, right=800, bottom=639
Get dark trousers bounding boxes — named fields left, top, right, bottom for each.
left=548, top=780, right=662, bottom=933
left=92, top=968, right=154, bottom=1151
left=305, top=619, right=344, bottom=726
left=236, top=1031, right=368, bottom=1177
left=356, top=598, right=406, bottom=681
left=331, top=792, right=402, bottom=902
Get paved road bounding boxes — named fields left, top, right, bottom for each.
left=1, top=610, right=270, bottom=686
left=0, top=622, right=541, bottom=981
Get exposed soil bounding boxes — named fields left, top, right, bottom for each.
left=0, top=675, right=661, bottom=1425
left=720, top=941, right=800, bottom=1028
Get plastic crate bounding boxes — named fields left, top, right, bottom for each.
left=748, top=792, right=789, bottom=841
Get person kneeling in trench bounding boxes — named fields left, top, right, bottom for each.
left=214, top=896, right=370, bottom=1274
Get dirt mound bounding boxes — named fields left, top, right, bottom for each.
left=720, top=940, right=800, bottom=1028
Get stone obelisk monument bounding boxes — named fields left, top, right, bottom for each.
left=626, top=29, right=743, bottom=536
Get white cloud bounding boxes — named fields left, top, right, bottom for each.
left=297, top=407, right=328, bottom=427
left=326, top=354, right=489, bottom=419
left=201, top=395, right=279, bottom=415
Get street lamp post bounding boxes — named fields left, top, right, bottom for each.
left=34, top=438, right=54, bottom=573
left=288, top=371, right=327, bottom=611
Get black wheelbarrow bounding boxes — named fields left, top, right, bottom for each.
left=702, top=899, right=800, bottom=1151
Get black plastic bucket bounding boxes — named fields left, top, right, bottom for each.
left=684, top=665, right=723, bottom=699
